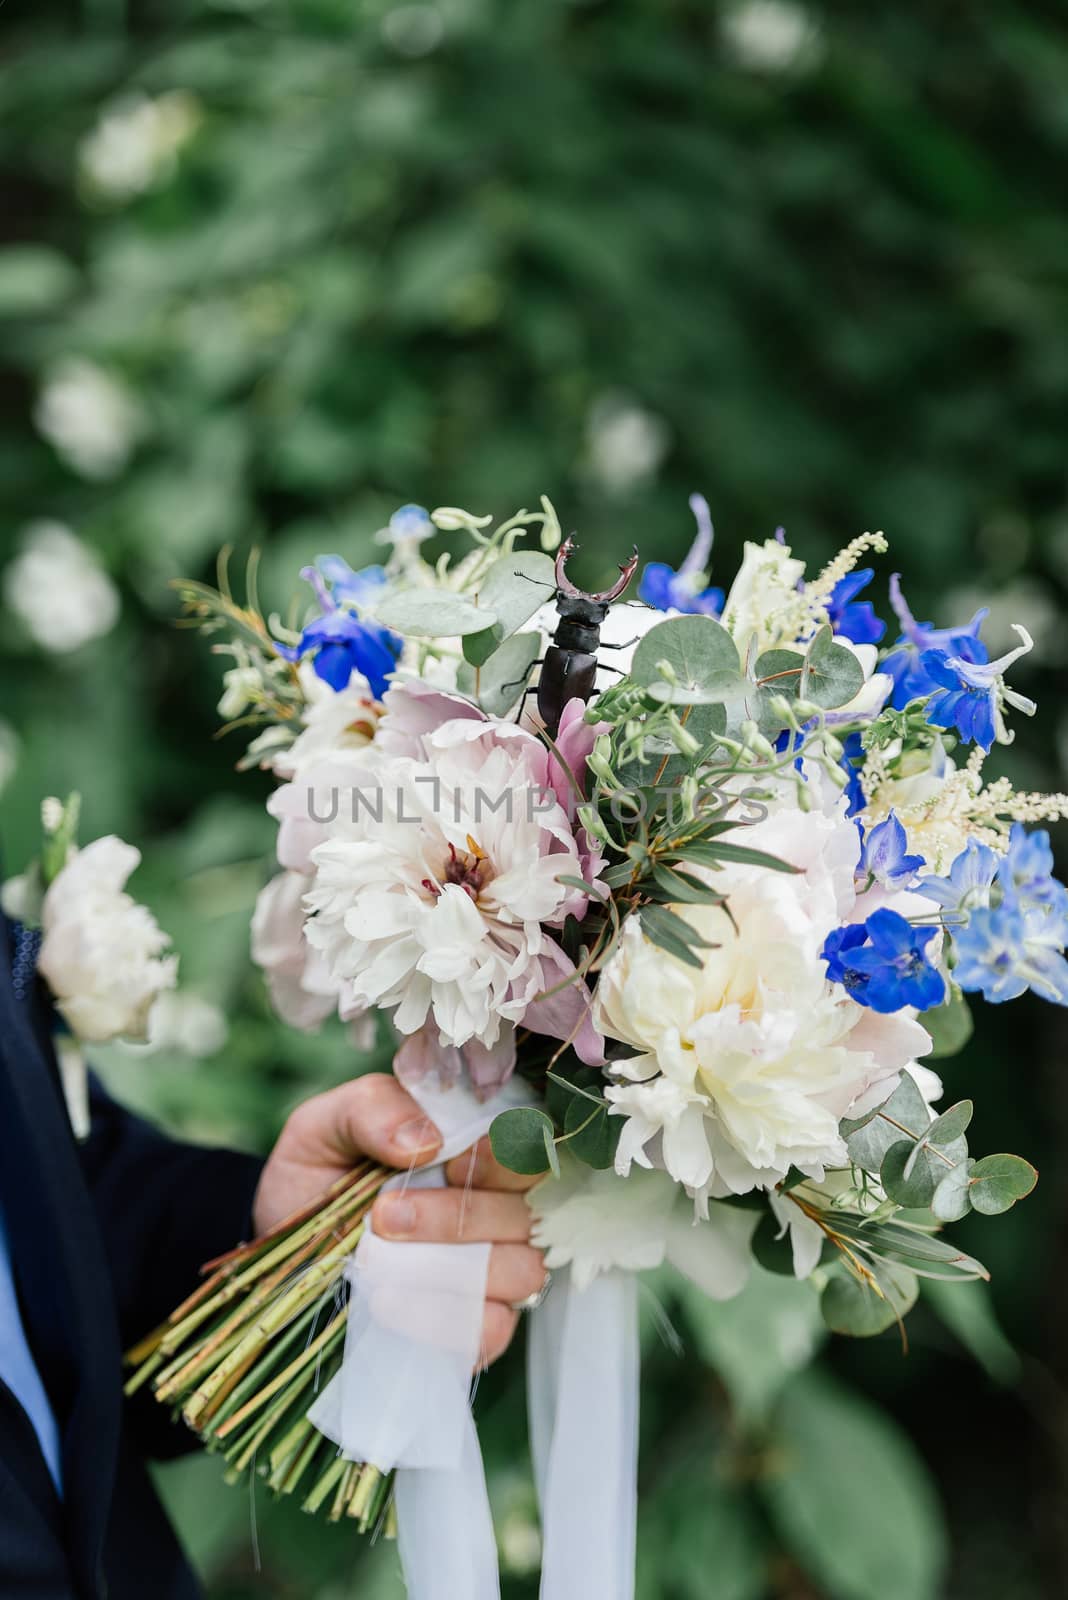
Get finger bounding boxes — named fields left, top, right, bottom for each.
left=478, top=1302, right=519, bottom=1369
left=444, top=1136, right=541, bottom=1194
left=283, top=1073, right=442, bottom=1172
left=485, top=1244, right=548, bottom=1306
left=372, top=1186, right=533, bottom=1244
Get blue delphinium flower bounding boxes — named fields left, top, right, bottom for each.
left=953, top=901, right=1068, bottom=1006
left=826, top=568, right=886, bottom=646
left=918, top=836, right=1001, bottom=915
left=881, top=574, right=988, bottom=710
left=998, top=824, right=1068, bottom=914
left=639, top=493, right=724, bottom=616
left=920, top=626, right=1036, bottom=752
left=275, top=561, right=401, bottom=698
left=855, top=812, right=925, bottom=891
left=375, top=503, right=434, bottom=551
left=822, top=909, right=946, bottom=1013
left=920, top=825, right=1068, bottom=1006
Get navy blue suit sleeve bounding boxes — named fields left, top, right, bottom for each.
left=80, top=1074, right=264, bottom=1460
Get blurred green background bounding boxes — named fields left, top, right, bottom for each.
left=2, top=2, right=1068, bottom=1597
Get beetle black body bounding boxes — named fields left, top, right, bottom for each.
left=536, top=537, right=639, bottom=737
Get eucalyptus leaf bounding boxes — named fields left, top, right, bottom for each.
left=376, top=588, right=497, bottom=637
left=455, top=629, right=541, bottom=715
left=841, top=1072, right=932, bottom=1174
left=631, top=615, right=740, bottom=701
left=461, top=550, right=555, bottom=665
left=800, top=624, right=865, bottom=709
left=489, top=1106, right=558, bottom=1175
left=931, top=1159, right=974, bottom=1223
left=821, top=1261, right=919, bottom=1336
left=881, top=1140, right=937, bottom=1208
left=967, top=1153, right=1038, bottom=1215
left=925, top=1099, right=973, bottom=1147
left=562, top=1094, right=621, bottom=1169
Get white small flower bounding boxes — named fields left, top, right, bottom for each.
left=3, top=523, right=120, bottom=652
left=35, top=359, right=141, bottom=479
left=586, top=393, right=670, bottom=495
left=132, top=990, right=228, bottom=1058
left=79, top=91, right=200, bottom=202
left=217, top=665, right=263, bottom=722
left=721, top=537, right=807, bottom=654
left=38, top=836, right=177, bottom=1042
left=272, top=664, right=382, bottom=780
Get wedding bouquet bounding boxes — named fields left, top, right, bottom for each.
left=127, top=497, right=1067, bottom=1592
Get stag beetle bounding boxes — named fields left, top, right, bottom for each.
left=533, top=537, right=639, bottom=737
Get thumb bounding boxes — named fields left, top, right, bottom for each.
left=282, top=1072, right=442, bottom=1171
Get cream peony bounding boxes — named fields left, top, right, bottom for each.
left=38, top=835, right=177, bottom=1042
left=593, top=805, right=932, bottom=1198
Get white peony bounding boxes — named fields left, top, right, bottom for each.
left=529, top=1158, right=754, bottom=1294
left=593, top=804, right=932, bottom=1199
left=38, top=836, right=177, bottom=1042
left=721, top=537, right=807, bottom=653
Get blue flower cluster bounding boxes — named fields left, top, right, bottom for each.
left=920, top=826, right=1068, bottom=1006
left=275, top=557, right=402, bottom=698
left=880, top=576, right=1035, bottom=752
left=823, top=910, right=946, bottom=1014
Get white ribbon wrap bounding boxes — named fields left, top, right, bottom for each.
left=308, top=1078, right=749, bottom=1599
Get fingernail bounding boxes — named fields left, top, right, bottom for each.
left=395, top=1116, right=441, bottom=1155
left=376, top=1195, right=416, bottom=1236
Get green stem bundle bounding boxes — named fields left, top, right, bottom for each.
left=125, top=1162, right=396, bottom=1530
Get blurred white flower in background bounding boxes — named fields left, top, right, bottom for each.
left=585, top=392, right=671, bottom=495
left=3, top=522, right=120, bottom=652
left=0, top=721, right=18, bottom=794
left=722, top=0, right=822, bottom=73
left=35, top=358, right=141, bottom=479
left=139, top=990, right=229, bottom=1058
left=78, top=90, right=201, bottom=203
left=380, top=5, right=444, bottom=58
left=944, top=578, right=1063, bottom=666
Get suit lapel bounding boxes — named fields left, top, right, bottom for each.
left=0, top=912, right=120, bottom=1594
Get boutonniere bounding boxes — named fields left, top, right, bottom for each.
left=1, top=794, right=177, bottom=1138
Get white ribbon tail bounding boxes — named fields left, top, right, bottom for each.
left=529, top=1269, right=639, bottom=1600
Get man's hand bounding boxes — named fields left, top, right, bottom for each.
left=253, top=1073, right=546, bottom=1367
